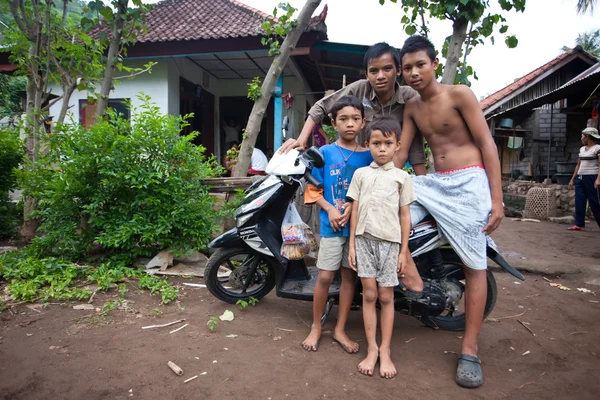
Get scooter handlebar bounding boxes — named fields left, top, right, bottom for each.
left=304, top=171, right=323, bottom=189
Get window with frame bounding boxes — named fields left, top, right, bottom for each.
left=79, top=98, right=130, bottom=128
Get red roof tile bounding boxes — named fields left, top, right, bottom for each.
left=479, top=47, right=582, bottom=111
left=136, top=0, right=272, bottom=43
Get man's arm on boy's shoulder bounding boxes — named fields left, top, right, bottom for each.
left=280, top=81, right=363, bottom=153
left=453, top=85, right=504, bottom=234
left=393, top=100, right=418, bottom=169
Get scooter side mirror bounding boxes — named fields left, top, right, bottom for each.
left=304, top=146, right=325, bottom=169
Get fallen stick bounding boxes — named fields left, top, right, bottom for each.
left=444, top=350, right=459, bottom=355
left=488, top=309, right=527, bottom=322
left=280, top=342, right=297, bottom=352
left=517, top=320, right=535, bottom=336
left=295, top=311, right=311, bottom=328
left=142, top=319, right=185, bottom=330
left=184, top=375, right=198, bottom=383
left=170, top=323, right=189, bottom=334
left=276, top=327, right=297, bottom=332
left=569, top=331, right=591, bottom=336
left=88, top=289, right=97, bottom=304
left=542, top=277, right=552, bottom=283
left=405, top=337, right=416, bottom=344
left=183, top=283, right=207, bottom=288
left=518, top=380, right=536, bottom=389
left=167, top=361, right=183, bottom=376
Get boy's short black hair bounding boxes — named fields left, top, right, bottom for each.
left=365, top=117, right=401, bottom=142
left=400, top=35, right=436, bottom=63
left=228, top=141, right=239, bottom=148
left=330, top=95, right=364, bottom=120
left=363, top=42, right=400, bottom=71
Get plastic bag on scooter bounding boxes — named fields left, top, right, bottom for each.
left=281, top=203, right=308, bottom=244
left=280, top=203, right=317, bottom=260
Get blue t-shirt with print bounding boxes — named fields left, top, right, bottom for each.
left=312, top=144, right=373, bottom=237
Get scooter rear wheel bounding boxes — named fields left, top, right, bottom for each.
left=205, top=247, right=276, bottom=304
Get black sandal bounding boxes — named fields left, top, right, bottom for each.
left=456, top=354, right=483, bottom=388
left=397, top=280, right=422, bottom=299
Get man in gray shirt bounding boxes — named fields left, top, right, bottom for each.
left=280, top=42, right=426, bottom=176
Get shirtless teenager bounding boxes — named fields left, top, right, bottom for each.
left=394, top=36, right=503, bottom=389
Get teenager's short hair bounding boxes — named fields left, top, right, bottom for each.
left=228, top=141, right=239, bottom=148
left=366, top=117, right=401, bottom=142
left=400, top=35, right=436, bottom=62
left=363, top=42, right=401, bottom=71
left=330, top=95, right=364, bottom=120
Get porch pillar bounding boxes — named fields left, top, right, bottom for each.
left=274, top=74, right=283, bottom=150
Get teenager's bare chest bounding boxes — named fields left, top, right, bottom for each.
left=412, top=98, right=465, bottom=138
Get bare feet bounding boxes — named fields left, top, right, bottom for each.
left=358, top=346, right=379, bottom=376
left=302, top=325, right=321, bottom=351
left=332, top=329, right=359, bottom=354
left=399, top=258, right=424, bottom=293
left=379, top=347, right=397, bottom=379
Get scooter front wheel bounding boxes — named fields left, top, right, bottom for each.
left=205, top=247, right=276, bottom=304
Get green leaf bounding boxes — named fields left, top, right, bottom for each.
left=505, top=35, right=518, bottom=48
left=401, top=15, right=409, bottom=24
left=498, top=0, right=513, bottom=11
left=499, top=25, right=508, bottom=34
left=405, top=25, right=417, bottom=35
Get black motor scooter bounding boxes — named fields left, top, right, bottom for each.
left=205, top=145, right=524, bottom=331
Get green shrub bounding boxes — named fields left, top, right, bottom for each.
left=19, top=95, right=224, bottom=258
left=0, top=126, right=24, bottom=238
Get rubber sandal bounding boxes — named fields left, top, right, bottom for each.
left=567, top=225, right=585, bottom=231
left=397, top=280, right=422, bottom=299
left=456, top=354, right=483, bottom=388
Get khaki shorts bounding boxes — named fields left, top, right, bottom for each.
left=316, top=236, right=350, bottom=271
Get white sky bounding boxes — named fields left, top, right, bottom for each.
left=241, top=0, right=599, bottom=100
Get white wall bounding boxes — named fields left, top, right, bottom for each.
left=48, top=60, right=170, bottom=123
left=48, top=58, right=308, bottom=156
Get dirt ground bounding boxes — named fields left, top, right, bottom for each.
left=1, top=219, right=599, bottom=400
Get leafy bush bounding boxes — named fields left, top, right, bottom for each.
left=0, top=247, right=91, bottom=301
left=19, top=95, right=224, bottom=258
left=0, top=126, right=24, bottom=238
left=0, top=247, right=180, bottom=303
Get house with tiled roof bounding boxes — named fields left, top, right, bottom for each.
left=35, top=0, right=370, bottom=160
left=479, top=46, right=597, bottom=182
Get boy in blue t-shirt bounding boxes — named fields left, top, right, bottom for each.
left=302, top=96, right=373, bottom=353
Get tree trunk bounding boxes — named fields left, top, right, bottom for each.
left=441, top=17, right=469, bottom=84
left=233, top=0, right=322, bottom=177
left=96, top=0, right=127, bottom=119
left=58, top=82, right=77, bottom=124
left=21, top=76, right=43, bottom=242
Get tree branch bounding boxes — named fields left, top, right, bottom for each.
left=460, top=23, right=473, bottom=77
left=41, top=93, right=64, bottom=112
left=9, top=0, right=31, bottom=36
left=113, top=64, right=154, bottom=80
left=418, top=0, right=427, bottom=38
